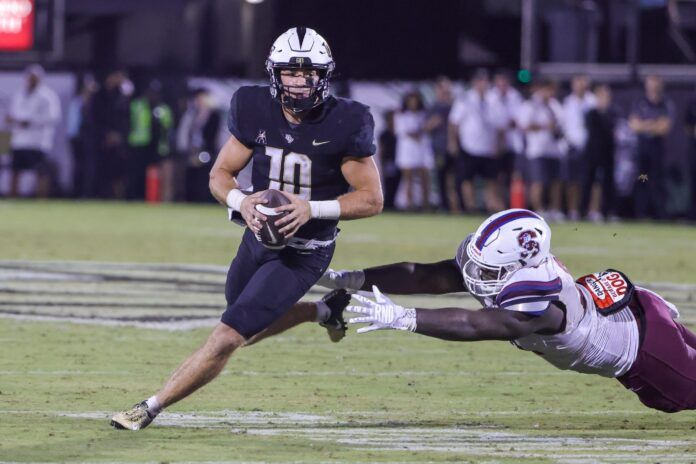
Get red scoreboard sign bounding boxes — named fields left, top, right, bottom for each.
left=0, top=0, right=34, bottom=51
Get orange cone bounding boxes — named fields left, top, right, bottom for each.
left=510, top=176, right=525, bottom=209
left=146, top=165, right=161, bottom=203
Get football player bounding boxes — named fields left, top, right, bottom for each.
left=111, top=27, right=383, bottom=430
left=323, top=209, right=696, bottom=413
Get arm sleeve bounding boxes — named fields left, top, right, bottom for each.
left=345, top=108, right=376, bottom=157
left=227, top=89, right=253, bottom=148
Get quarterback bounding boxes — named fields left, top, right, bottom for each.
left=111, top=27, right=383, bottom=430
left=324, top=209, right=696, bottom=413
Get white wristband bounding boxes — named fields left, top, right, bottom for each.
left=225, top=189, right=246, bottom=212
left=309, top=200, right=341, bottom=220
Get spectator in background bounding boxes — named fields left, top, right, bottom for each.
left=489, top=69, right=524, bottom=205
left=562, top=74, right=596, bottom=220
left=426, top=76, right=459, bottom=213
left=629, top=74, right=674, bottom=219
left=685, top=92, right=696, bottom=221
left=518, top=79, right=565, bottom=221
left=67, top=75, right=98, bottom=198
left=176, top=88, right=220, bottom=202
left=448, top=69, right=504, bottom=214
left=127, top=80, right=174, bottom=200
left=394, top=90, right=433, bottom=211
left=583, top=84, right=617, bottom=222
left=93, top=70, right=132, bottom=199
left=5, top=65, right=61, bottom=198
left=378, top=110, right=399, bottom=210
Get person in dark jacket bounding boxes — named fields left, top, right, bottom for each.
left=92, top=70, right=132, bottom=199
left=582, top=84, right=617, bottom=221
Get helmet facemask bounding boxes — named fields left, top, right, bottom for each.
left=267, top=63, right=332, bottom=114
left=463, top=243, right=523, bottom=298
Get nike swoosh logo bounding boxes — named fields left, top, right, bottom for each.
left=312, top=139, right=330, bottom=146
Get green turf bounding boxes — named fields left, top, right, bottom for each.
left=1, top=200, right=695, bottom=463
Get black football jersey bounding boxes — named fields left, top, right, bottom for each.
left=227, top=85, right=376, bottom=240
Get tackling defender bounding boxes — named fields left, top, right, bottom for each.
left=111, top=27, right=383, bottom=430
left=324, top=209, right=696, bottom=413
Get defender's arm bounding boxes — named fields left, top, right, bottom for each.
left=348, top=288, right=562, bottom=341
left=414, top=306, right=556, bottom=341
left=362, top=259, right=466, bottom=294
left=319, top=259, right=467, bottom=295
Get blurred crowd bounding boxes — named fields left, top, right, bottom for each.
left=4, top=65, right=696, bottom=222
left=380, top=70, right=696, bottom=222
left=5, top=66, right=221, bottom=203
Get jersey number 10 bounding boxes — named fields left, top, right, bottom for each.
left=265, top=147, right=312, bottom=199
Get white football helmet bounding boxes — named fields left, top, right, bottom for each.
left=463, top=209, right=552, bottom=297
left=266, top=27, right=335, bottom=113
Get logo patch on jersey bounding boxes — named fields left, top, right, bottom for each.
left=284, top=133, right=294, bottom=144
left=312, top=139, right=330, bottom=146
left=517, top=230, right=540, bottom=259
left=256, top=130, right=267, bottom=144
left=576, top=269, right=635, bottom=316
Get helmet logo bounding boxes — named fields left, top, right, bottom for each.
left=517, top=230, right=540, bottom=259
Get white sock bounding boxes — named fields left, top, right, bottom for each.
left=146, top=395, right=162, bottom=415
left=314, top=300, right=330, bottom=323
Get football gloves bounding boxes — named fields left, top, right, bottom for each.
left=348, top=285, right=417, bottom=333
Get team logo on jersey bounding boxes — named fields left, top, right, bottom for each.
left=256, top=130, right=267, bottom=145
left=517, top=230, right=540, bottom=259
left=284, top=133, right=294, bottom=144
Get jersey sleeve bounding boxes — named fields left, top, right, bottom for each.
left=227, top=88, right=254, bottom=148
left=345, top=107, right=376, bottom=157
left=494, top=266, right=562, bottom=315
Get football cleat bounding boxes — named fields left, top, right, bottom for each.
left=110, top=401, right=156, bottom=430
left=319, top=289, right=351, bottom=343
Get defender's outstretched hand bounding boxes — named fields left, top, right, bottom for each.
left=348, top=286, right=417, bottom=333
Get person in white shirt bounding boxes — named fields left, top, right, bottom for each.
left=517, top=79, right=565, bottom=221
left=489, top=70, right=524, bottom=202
left=320, top=208, right=696, bottom=413
left=562, top=75, right=596, bottom=220
left=448, top=69, right=504, bottom=213
left=394, top=91, right=433, bottom=211
left=5, top=64, right=61, bottom=197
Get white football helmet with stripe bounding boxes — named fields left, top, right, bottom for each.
left=464, top=209, right=552, bottom=297
left=266, top=27, right=335, bottom=113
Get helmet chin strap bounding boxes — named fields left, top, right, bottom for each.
left=279, top=83, right=322, bottom=113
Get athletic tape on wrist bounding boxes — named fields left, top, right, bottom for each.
left=226, top=189, right=246, bottom=212
left=309, top=200, right=341, bottom=220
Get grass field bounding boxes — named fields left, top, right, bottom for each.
left=1, top=200, right=696, bottom=463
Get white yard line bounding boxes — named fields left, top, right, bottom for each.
left=1, top=410, right=691, bottom=462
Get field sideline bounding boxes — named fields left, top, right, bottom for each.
left=1, top=200, right=696, bottom=463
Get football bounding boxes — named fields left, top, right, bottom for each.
left=255, top=189, right=292, bottom=250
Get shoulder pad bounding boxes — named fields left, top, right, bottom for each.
left=341, top=100, right=375, bottom=157
left=227, top=86, right=269, bottom=147
left=495, top=264, right=562, bottom=314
